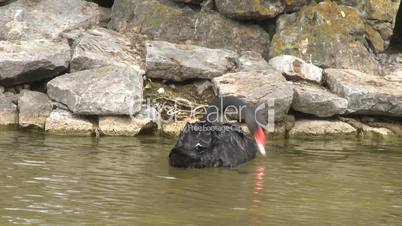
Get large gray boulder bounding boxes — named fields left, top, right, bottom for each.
left=212, top=69, right=294, bottom=121
left=334, top=0, right=397, bottom=49
left=0, top=0, right=100, bottom=40
left=325, top=69, right=402, bottom=117
left=47, top=65, right=144, bottom=115
left=0, top=39, right=70, bottom=87
left=17, top=90, right=53, bottom=129
left=146, top=40, right=238, bottom=81
left=109, top=0, right=270, bottom=56
left=70, top=27, right=145, bottom=73
left=292, top=82, right=348, bottom=117
left=0, top=93, right=17, bottom=126
left=269, top=1, right=381, bottom=75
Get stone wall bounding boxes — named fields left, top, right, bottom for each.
left=1, top=0, right=402, bottom=139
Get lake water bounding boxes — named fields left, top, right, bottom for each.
left=0, top=129, right=401, bottom=226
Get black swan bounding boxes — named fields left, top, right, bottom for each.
left=169, top=96, right=267, bottom=168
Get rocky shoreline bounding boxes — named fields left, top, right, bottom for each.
left=1, top=0, right=402, bottom=139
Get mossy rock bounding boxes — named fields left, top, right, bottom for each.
left=109, top=0, right=271, bottom=56
left=269, top=1, right=381, bottom=74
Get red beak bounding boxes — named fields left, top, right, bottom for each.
left=254, top=126, right=266, bottom=156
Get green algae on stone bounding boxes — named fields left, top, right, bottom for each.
left=109, top=0, right=271, bottom=55
left=269, top=1, right=381, bottom=74
left=215, top=0, right=285, bottom=20
left=366, top=25, right=385, bottom=53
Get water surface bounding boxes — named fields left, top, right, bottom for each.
left=0, top=130, right=401, bottom=225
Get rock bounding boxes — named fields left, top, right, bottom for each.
left=362, top=126, right=394, bottom=138
left=339, top=117, right=394, bottom=139
left=52, top=101, right=70, bottom=111
left=161, top=119, right=195, bottom=137
left=384, top=69, right=402, bottom=82
left=325, top=69, right=402, bottom=117
left=17, top=90, right=53, bottom=129
left=70, top=27, right=145, bottom=72
left=269, top=55, right=323, bottom=83
left=99, top=106, right=159, bottom=136
left=215, top=0, right=285, bottom=20
left=0, top=93, right=17, bottom=126
left=269, top=1, right=381, bottom=75
left=366, top=25, right=385, bottom=53
left=98, top=7, right=112, bottom=27
left=45, top=109, right=94, bottom=136
left=283, top=0, right=309, bottom=12
left=212, top=69, right=294, bottom=121
left=47, top=65, right=144, bottom=115
left=86, top=0, right=114, bottom=8
left=334, top=0, right=395, bottom=22
left=366, top=121, right=402, bottom=137
left=145, top=40, right=238, bottom=81
left=237, top=51, right=270, bottom=72
left=99, top=117, right=143, bottom=136
left=243, top=114, right=295, bottom=138
left=172, top=0, right=202, bottom=5
left=194, top=80, right=213, bottom=95
left=109, top=0, right=270, bottom=56
left=0, top=0, right=14, bottom=6
left=289, top=119, right=357, bottom=137
left=0, top=0, right=100, bottom=41
left=0, top=39, right=70, bottom=87
left=214, top=0, right=309, bottom=20
left=0, top=86, right=4, bottom=93
left=292, top=82, right=348, bottom=117
left=3, top=91, right=18, bottom=104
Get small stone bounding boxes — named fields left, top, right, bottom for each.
left=289, top=119, right=357, bottom=137
left=99, top=116, right=157, bottom=136
left=339, top=117, right=394, bottom=139
left=269, top=55, right=323, bottom=83
left=161, top=120, right=195, bottom=137
left=384, top=69, right=402, bottom=82
left=0, top=93, right=17, bottom=126
left=99, top=105, right=159, bottom=136
left=17, top=91, right=53, bottom=129
left=238, top=51, right=270, bottom=72
left=215, top=0, right=285, bottom=20
left=194, top=80, right=213, bottom=95
left=45, top=109, right=94, bottom=136
left=366, top=121, right=402, bottom=137
left=157, top=88, right=165, bottom=94
left=3, top=91, right=18, bottom=104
